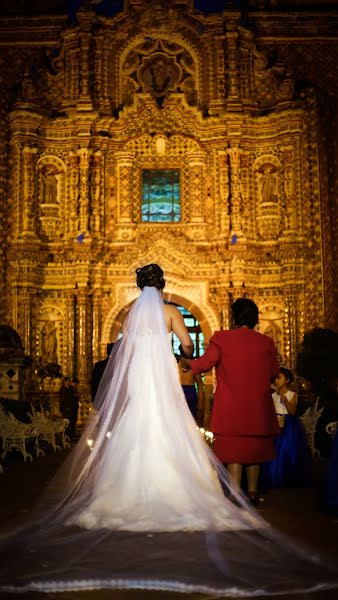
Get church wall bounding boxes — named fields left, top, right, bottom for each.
left=0, top=3, right=336, bottom=415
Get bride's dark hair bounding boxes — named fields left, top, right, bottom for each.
left=136, top=263, right=165, bottom=290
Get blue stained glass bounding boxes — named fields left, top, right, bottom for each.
left=142, top=169, right=180, bottom=223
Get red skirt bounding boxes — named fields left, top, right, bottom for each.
left=214, top=434, right=276, bottom=464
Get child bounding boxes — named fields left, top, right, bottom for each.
left=261, top=367, right=312, bottom=488
left=175, top=346, right=204, bottom=424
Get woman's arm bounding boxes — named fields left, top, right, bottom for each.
left=170, top=306, right=194, bottom=357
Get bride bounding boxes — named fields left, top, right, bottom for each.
left=72, top=263, right=255, bottom=532
left=1, top=263, right=337, bottom=596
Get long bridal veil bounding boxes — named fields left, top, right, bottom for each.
left=0, top=286, right=337, bottom=596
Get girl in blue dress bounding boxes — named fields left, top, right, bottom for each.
left=261, top=367, right=312, bottom=488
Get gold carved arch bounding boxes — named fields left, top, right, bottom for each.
left=108, top=291, right=215, bottom=345
left=119, top=32, right=202, bottom=108
left=102, top=280, right=219, bottom=344
left=102, top=241, right=220, bottom=345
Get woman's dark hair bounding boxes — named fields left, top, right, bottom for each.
left=136, top=263, right=165, bottom=290
left=231, top=298, right=259, bottom=329
left=279, top=366, right=294, bottom=384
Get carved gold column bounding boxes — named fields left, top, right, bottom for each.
left=209, top=35, right=226, bottom=115
left=218, top=150, right=230, bottom=235
left=77, top=31, right=93, bottom=111
left=227, top=287, right=244, bottom=328
left=218, top=288, right=230, bottom=329
left=76, top=290, right=90, bottom=384
left=92, top=291, right=101, bottom=365
left=93, top=34, right=109, bottom=111
left=238, top=26, right=254, bottom=103
left=67, top=151, right=79, bottom=237
left=11, top=279, right=32, bottom=358
left=77, top=147, right=91, bottom=233
left=116, top=152, right=134, bottom=223
left=20, top=287, right=32, bottom=355
left=62, top=31, right=79, bottom=108
left=225, top=25, right=242, bottom=111
left=22, top=146, right=38, bottom=237
left=283, top=287, right=298, bottom=369
left=93, top=34, right=103, bottom=100
left=10, top=140, right=22, bottom=241
left=281, top=145, right=298, bottom=236
left=227, top=145, right=243, bottom=238
left=188, top=152, right=205, bottom=223
left=90, top=151, right=103, bottom=234
left=65, top=292, right=76, bottom=377
left=76, top=289, right=92, bottom=423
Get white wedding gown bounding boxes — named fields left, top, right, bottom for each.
left=1, top=287, right=337, bottom=597
left=75, top=330, right=252, bottom=532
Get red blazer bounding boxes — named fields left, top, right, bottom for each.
left=191, top=328, right=280, bottom=437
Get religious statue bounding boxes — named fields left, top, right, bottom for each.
left=19, top=66, right=41, bottom=103
left=40, top=321, right=58, bottom=364
left=40, top=166, right=59, bottom=204
left=263, top=320, right=282, bottom=356
left=139, top=54, right=180, bottom=98
left=259, top=165, right=278, bottom=203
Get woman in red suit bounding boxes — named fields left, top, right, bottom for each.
left=184, top=298, right=280, bottom=504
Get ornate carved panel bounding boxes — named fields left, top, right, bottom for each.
left=0, top=1, right=336, bottom=409
left=122, top=39, right=198, bottom=108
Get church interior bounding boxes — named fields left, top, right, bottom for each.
left=0, top=4, right=338, bottom=599
left=0, top=0, right=337, bottom=418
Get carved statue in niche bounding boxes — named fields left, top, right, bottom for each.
left=40, top=320, right=58, bottom=364
left=40, top=165, right=59, bottom=204
left=19, top=66, right=41, bottom=103
left=139, top=54, right=181, bottom=98
left=263, top=320, right=282, bottom=358
left=259, top=164, right=278, bottom=203
left=122, top=39, right=196, bottom=108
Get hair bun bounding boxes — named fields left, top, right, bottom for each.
left=136, top=264, right=165, bottom=290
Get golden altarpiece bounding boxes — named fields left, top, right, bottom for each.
left=0, top=0, right=336, bottom=417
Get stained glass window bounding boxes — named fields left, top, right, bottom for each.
left=141, top=169, right=180, bottom=222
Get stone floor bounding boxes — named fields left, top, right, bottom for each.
left=1, top=447, right=338, bottom=600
